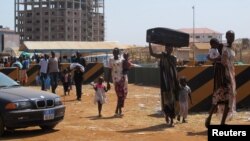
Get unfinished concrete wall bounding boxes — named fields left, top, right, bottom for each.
left=15, top=0, right=105, bottom=42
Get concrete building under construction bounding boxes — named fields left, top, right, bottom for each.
left=15, top=0, right=104, bottom=42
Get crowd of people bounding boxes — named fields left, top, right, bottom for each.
left=0, top=49, right=133, bottom=118
left=37, top=51, right=86, bottom=99
left=0, top=30, right=238, bottom=127
left=0, top=55, right=30, bottom=85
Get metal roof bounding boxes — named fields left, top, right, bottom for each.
left=194, top=43, right=211, bottom=50
left=23, top=41, right=132, bottom=53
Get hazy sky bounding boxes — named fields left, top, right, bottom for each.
left=1, top=0, right=250, bottom=46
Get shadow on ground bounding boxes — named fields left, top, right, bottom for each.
left=118, top=123, right=172, bottom=133
left=85, top=115, right=122, bottom=120
left=1, top=129, right=59, bottom=140
left=147, top=113, right=164, bottom=118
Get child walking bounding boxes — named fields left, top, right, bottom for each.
left=61, top=68, right=71, bottom=96
left=92, top=77, right=109, bottom=117
left=177, top=77, right=192, bottom=123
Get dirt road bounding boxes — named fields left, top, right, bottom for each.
left=1, top=84, right=249, bottom=141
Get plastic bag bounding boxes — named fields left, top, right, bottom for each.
left=70, top=63, right=85, bottom=72
left=45, top=76, right=51, bottom=90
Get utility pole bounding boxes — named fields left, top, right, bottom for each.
left=192, top=5, right=195, bottom=44
left=192, top=5, right=195, bottom=65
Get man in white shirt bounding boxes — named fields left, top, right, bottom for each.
left=39, top=54, right=49, bottom=90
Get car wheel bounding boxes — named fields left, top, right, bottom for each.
left=39, top=124, right=57, bottom=130
left=0, top=117, right=5, bottom=137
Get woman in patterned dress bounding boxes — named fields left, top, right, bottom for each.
left=221, top=30, right=237, bottom=119
left=205, top=30, right=236, bottom=127
left=107, top=48, right=128, bottom=117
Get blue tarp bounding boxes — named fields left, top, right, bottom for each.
left=195, top=54, right=208, bottom=62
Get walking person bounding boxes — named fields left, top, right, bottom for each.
left=91, top=77, right=109, bottom=117
left=107, top=48, right=128, bottom=117
left=47, top=51, right=60, bottom=94
left=61, top=68, right=71, bottom=96
left=177, top=77, right=192, bottom=123
left=72, top=51, right=87, bottom=96
left=39, top=54, right=49, bottom=91
left=73, top=66, right=84, bottom=101
left=222, top=30, right=237, bottom=119
left=149, top=43, right=179, bottom=126
left=205, top=30, right=236, bottom=127
left=20, top=56, right=30, bottom=85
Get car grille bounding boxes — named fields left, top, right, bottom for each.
left=36, top=99, right=54, bottom=109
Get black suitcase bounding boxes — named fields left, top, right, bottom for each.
left=146, top=27, right=190, bottom=47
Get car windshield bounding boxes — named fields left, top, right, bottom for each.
left=0, top=72, right=20, bottom=88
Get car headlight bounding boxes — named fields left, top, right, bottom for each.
left=5, top=101, right=33, bottom=110
left=55, top=97, right=62, bottom=106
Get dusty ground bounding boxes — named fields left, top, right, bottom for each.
left=1, top=84, right=249, bottom=141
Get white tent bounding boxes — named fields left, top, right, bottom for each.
left=22, top=41, right=133, bottom=53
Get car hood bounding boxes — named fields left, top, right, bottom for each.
left=0, top=87, right=58, bottom=101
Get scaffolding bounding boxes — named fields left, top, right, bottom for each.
left=15, top=0, right=105, bottom=42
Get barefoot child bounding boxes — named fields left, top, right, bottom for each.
left=177, top=77, right=192, bottom=123
left=92, top=77, right=109, bottom=117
